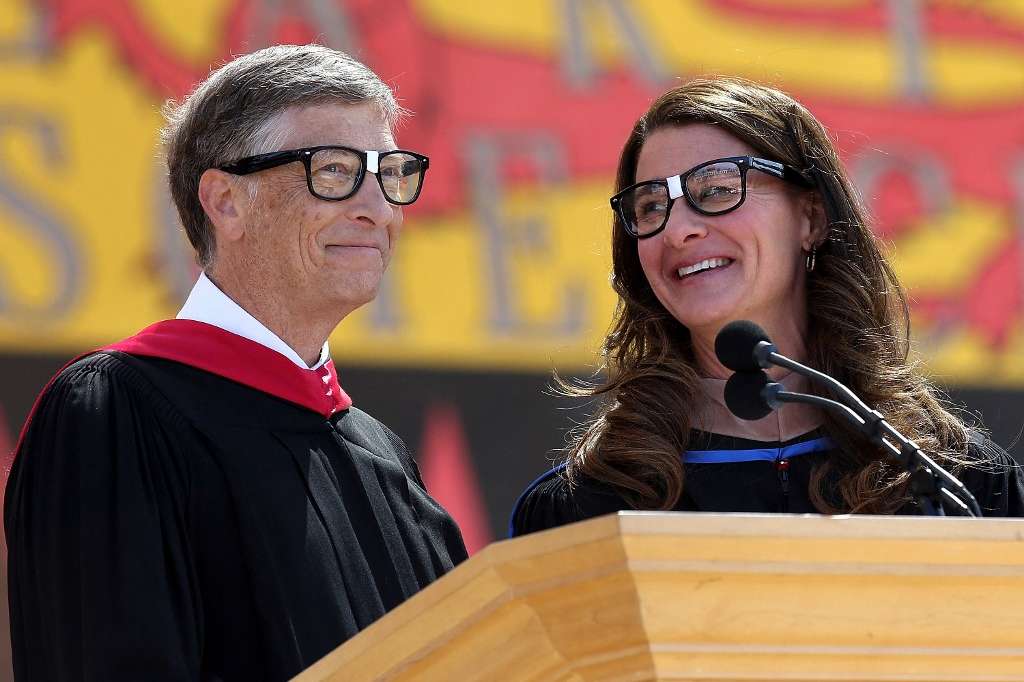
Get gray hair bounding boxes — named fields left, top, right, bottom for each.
left=162, top=44, right=405, bottom=268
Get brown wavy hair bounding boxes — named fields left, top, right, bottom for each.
left=564, top=77, right=970, bottom=514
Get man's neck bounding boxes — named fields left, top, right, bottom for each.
left=206, top=270, right=337, bottom=367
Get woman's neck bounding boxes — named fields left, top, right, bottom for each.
left=690, top=316, right=810, bottom=380
left=693, top=372, right=825, bottom=442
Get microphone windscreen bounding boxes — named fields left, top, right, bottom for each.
left=715, top=320, right=771, bottom=372
left=724, top=370, right=773, bottom=421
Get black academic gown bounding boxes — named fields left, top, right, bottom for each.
left=5, top=320, right=468, bottom=681
left=510, top=430, right=1024, bottom=537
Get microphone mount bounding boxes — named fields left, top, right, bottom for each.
left=716, top=321, right=982, bottom=517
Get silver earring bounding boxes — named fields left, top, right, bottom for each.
left=805, top=247, right=817, bottom=273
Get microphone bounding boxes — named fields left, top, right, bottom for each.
left=723, top=370, right=774, bottom=420
left=726, top=370, right=868, bottom=427
left=715, top=320, right=868, bottom=412
left=713, top=321, right=982, bottom=517
left=714, top=320, right=774, bottom=372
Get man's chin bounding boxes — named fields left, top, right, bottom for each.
left=323, top=275, right=382, bottom=315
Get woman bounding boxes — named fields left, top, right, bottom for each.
left=511, top=78, right=1024, bottom=535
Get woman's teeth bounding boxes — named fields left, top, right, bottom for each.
left=677, top=258, right=732, bottom=278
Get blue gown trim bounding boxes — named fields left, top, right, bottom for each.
left=509, top=437, right=834, bottom=537
left=684, top=437, right=834, bottom=464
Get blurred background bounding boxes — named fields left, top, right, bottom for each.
left=2, top=0, right=1024, bottom=563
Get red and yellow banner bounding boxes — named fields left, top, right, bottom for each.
left=2, top=0, right=1024, bottom=384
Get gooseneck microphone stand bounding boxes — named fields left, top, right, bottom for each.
left=719, top=321, right=982, bottom=518
left=759, top=380, right=974, bottom=517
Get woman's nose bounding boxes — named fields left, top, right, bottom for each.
left=661, top=201, right=709, bottom=246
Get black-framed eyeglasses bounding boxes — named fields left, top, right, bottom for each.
left=609, top=156, right=812, bottom=239
left=219, top=145, right=430, bottom=205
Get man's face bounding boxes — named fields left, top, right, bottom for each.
left=237, top=102, right=403, bottom=321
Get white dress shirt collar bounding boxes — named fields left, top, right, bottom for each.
left=176, top=272, right=331, bottom=370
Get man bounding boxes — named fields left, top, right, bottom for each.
left=5, top=44, right=467, bottom=680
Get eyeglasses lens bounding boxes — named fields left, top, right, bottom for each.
left=621, top=184, right=670, bottom=237
left=310, top=148, right=362, bottom=199
left=378, top=152, right=426, bottom=203
left=686, top=161, right=743, bottom=214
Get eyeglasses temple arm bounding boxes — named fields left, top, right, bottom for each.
left=219, top=149, right=303, bottom=175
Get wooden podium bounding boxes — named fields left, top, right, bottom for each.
left=295, top=512, right=1024, bottom=681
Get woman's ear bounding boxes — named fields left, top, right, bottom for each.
left=198, top=169, right=248, bottom=244
left=800, top=191, right=828, bottom=251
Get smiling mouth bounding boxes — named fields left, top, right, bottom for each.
left=677, top=257, right=733, bottom=279
left=326, top=244, right=381, bottom=252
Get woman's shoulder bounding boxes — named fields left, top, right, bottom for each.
left=965, top=429, right=1013, bottom=460
left=959, top=429, right=1024, bottom=517
left=509, top=463, right=630, bottom=538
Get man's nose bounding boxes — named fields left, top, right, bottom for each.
left=345, top=170, right=393, bottom=226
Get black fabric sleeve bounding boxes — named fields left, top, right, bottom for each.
left=958, top=431, right=1024, bottom=517
left=510, top=469, right=627, bottom=537
left=4, top=355, right=201, bottom=681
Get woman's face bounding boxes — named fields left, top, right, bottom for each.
left=635, top=123, right=818, bottom=339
